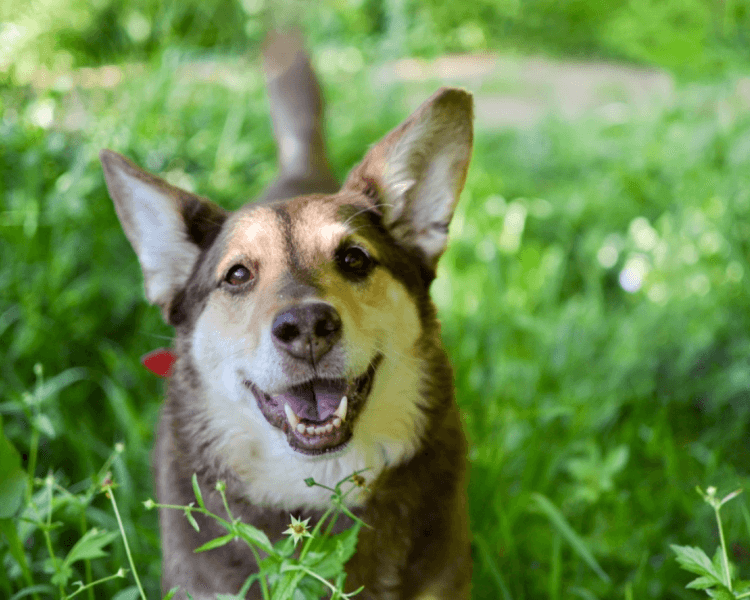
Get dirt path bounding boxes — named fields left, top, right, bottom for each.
left=375, top=53, right=676, bottom=129
left=33, top=51, right=750, bottom=132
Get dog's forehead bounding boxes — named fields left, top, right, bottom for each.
left=216, top=194, right=363, bottom=276
left=285, top=194, right=355, bottom=266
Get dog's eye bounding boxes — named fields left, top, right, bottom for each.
left=338, top=246, right=374, bottom=278
left=225, top=264, right=254, bottom=287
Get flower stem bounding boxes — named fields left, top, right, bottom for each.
left=105, top=485, right=147, bottom=600
left=245, top=542, right=270, bottom=600
left=66, top=571, right=127, bottom=599
left=714, top=502, right=732, bottom=591
left=41, top=476, right=65, bottom=598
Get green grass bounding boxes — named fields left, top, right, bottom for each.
left=2, top=40, right=750, bottom=599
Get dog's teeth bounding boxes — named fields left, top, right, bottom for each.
left=284, top=404, right=300, bottom=428
left=314, top=426, right=325, bottom=435
left=306, top=426, right=316, bottom=435
left=334, top=396, right=348, bottom=421
left=325, top=423, right=333, bottom=433
left=332, top=417, right=342, bottom=428
left=296, top=423, right=306, bottom=434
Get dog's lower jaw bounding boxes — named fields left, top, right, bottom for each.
left=244, top=353, right=383, bottom=456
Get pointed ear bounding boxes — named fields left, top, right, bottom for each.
left=100, top=150, right=227, bottom=320
left=344, top=88, right=473, bottom=267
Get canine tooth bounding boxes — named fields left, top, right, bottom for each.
left=306, top=426, right=316, bottom=435
left=284, top=404, right=300, bottom=428
left=325, top=423, right=333, bottom=433
left=332, top=417, right=342, bottom=428
left=334, top=396, right=348, bottom=421
left=296, top=423, right=306, bottom=434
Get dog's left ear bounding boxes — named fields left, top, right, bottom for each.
left=100, top=150, right=227, bottom=321
left=344, top=87, right=473, bottom=268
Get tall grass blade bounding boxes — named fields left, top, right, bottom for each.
left=530, top=493, right=611, bottom=583
left=473, top=531, right=513, bottom=600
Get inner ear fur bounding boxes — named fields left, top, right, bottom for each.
left=344, top=87, right=473, bottom=268
left=100, top=150, right=227, bottom=319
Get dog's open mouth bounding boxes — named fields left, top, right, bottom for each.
left=244, top=354, right=382, bottom=455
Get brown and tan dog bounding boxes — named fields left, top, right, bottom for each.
left=100, top=33, right=473, bottom=600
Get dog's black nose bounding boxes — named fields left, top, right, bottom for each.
left=271, top=302, right=342, bottom=362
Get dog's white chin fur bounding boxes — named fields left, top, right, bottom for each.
left=193, top=352, right=428, bottom=511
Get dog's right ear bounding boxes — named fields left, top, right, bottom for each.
left=100, top=150, right=227, bottom=321
left=342, top=88, right=473, bottom=270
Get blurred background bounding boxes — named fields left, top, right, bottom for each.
left=2, top=1, right=750, bottom=598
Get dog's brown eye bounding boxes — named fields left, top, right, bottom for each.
left=338, top=247, right=374, bottom=278
left=225, top=264, right=253, bottom=286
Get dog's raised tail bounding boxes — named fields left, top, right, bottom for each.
left=262, top=31, right=339, bottom=199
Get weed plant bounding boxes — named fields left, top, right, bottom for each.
left=672, top=487, right=749, bottom=599
left=1, top=405, right=367, bottom=600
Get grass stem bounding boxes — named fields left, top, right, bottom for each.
left=714, top=502, right=732, bottom=592
left=105, top=485, right=147, bottom=600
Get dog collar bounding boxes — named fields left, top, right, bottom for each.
left=141, top=348, right=176, bottom=377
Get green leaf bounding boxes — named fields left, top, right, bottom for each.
left=162, top=587, right=180, bottom=600
left=712, top=546, right=734, bottom=584
left=234, top=521, right=273, bottom=554
left=333, top=522, right=361, bottom=564
left=111, top=587, right=140, bottom=600
left=8, top=584, right=56, bottom=600
left=0, top=417, right=26, bottom=519
left=671, top=545, right=722, bottom=580
left=63, top=527, right=120, bottom=565
left=270, top=569, right=306, bottom=600
left=194, top=533, right=235, bottom=553
left=31, top=414, right=55, bottom=438
left=260, top=552, right=284, bottom=579
left=0, top=519, right=34, bottom=588
left=303, top=522, right=362, bottom=579
left=32, top=367, right=88, bottom=405
left=191, top=473, right=205, bottom=509
left=686, top=576, right=720, bottom=590
left=530, top=493, right=610, bottom=583
left=49, top=562, right=73, bottom=587
left=237, top=572, right=262, bottom=597
left=184, top=507, right=200, bottom=532
left=292, top=575, right=327, bottom=599
left=708, top=586, right=735, bottom=600
left=273, top=534, right=296, bottom=558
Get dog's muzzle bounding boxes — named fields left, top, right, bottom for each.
left=244, top=354, right=383, bottom=455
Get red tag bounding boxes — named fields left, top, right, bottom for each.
left=141, top=348, right=176, bottom=377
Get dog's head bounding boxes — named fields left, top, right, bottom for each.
left=101, top=88, right=472, bottom=497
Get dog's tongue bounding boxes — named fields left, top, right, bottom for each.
left=275, top=379, right=347, bottom=421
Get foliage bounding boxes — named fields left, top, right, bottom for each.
left=672, top=487, right=750, bottom=599
left=147, top=472, right=366, bottom=599
left=2, top=0, right=750, bottom=80
left=0, top=419, right=365, bottom=599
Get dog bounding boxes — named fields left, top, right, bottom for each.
left=100, top=32, right=473, bottom=600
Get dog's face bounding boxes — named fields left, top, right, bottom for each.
left=101, top=88, right=472, bottom=505
left=190, top=194, right=428, bottom=458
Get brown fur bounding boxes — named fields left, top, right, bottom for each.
left=100, top=36, right=473, bottom=600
